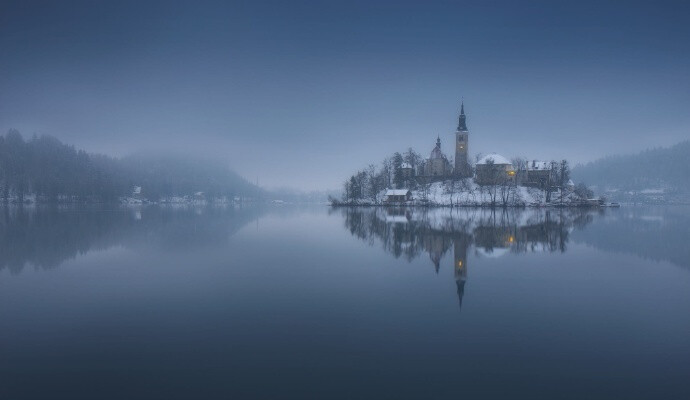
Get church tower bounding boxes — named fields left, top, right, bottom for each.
left=454, top=101, right=471, bottom=177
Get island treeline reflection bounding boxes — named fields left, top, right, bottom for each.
left=0, top=205, right=260, bottom=274
left=335, top=207, right=597, bottom=309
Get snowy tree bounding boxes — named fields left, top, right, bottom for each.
left=418, top=176, right=432, bottom=203
left=392, top=152, right=404, bottom=188
left=380, top=157, right=392, bottom=188
left=365, top=164, right=380, bottom=203
left=445, top=179, right=459, bottom=206
left=499, top=178, right=517, bottom=207
left=342, top=178, right=351, bottom=202
left=477, top=159, right=502, bottom=206
left=545, top=161, right=559, bottom=203
left=574, top=182, right=594, bottom=199
left=511, top=157, right=528, bottom=184
left=403, top=148, right=422, bottom=170
left=558, top=160, right=570, bottom=204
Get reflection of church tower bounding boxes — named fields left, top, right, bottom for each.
left=423, top=233, right=452, bottom=274
left=453, top=234, right=471, bottom=311
left=430, top=252, right=441, bottom=274
left=454, top=101, right=471, bottom=177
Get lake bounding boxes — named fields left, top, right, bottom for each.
left=1, top=205, right=689, bottom=399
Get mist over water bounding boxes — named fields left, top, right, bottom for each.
left=1, top=204, right=688, bottom=399
left=2, top=1, right=690, bottom=398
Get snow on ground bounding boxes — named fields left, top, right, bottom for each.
left=411, top=181, right=561, bottom=207
left=337, top=180, right=583, bottom=207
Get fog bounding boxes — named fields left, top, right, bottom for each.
left=1, top=0, right=689, bottom=190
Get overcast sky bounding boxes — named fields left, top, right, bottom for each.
left=1, top=0, right=689, bottom=190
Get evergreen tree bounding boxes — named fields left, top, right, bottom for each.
left=392, top=152, right=404, bottom=188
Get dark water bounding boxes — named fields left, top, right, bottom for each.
left=1, top=205, right=689, bottom=399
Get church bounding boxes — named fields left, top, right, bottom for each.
left=382, top=100, right=562, bottom=192
left=418, top=101, right=472, bottom=180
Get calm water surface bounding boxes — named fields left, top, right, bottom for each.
left=1, top=205, right=689, bottom=399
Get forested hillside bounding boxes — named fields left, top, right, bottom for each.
left=120, top=153, right=260, bottom=201
left=0, top=130, right=260, bottom=203
left=572, top=141, right=690, bottom=192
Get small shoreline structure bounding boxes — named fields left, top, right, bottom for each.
left=333, top=100, right=606, bottom=208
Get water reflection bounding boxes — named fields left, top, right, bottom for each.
left=2, top=204, right=687, bottom=279
left=336, top=207, right=598, bottom=311
left=0, top=205, right=261, bottom=274
left=570, top=206, right=690, bottom=269
left=0, top=204, right=688, bottom=398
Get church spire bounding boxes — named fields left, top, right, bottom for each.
left=457, top=100, right=468, bottom=131
left=436, top=135, right=441, bottom=148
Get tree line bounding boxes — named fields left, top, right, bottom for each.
left=571, top=140, right=690, bottom=192
left=0, top=130, right=260, bottom=203
left=340, top=148, right=422, bottom=203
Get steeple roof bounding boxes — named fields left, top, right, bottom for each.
left=430, top=136, right=444, bottom=160
left=457, top=100, right=468, bottom=131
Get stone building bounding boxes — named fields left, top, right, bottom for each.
left=475, top=153, right=515, bottom=185
left=421, top=136, right=452, bottom=178
left=524, top=160, right=555, bottom=188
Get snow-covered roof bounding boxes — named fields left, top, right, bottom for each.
left=385, top=189, right=411, bottom=196
left=476, top=153, right=511, bottom=165
left=528, top=160, right=549, bottom=170
left=400, top=162, right=412, bottom=169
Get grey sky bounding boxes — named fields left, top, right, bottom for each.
left=1, top=0, right=689, bottom=190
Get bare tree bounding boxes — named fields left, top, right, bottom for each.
left=380, top=157, right=392, bottom=188
left=366, top=164, right=379, bottom=203
left=392, top=152, right=404, bottom=188
left=445, top=179, right=459, bottom=206
left=419, top=176, right=432, bottom=204
left=342, top=178, right=351, bottom=202
left=511, top=157, right=528, bottom=184
left=482, top=159, right=500, bottom=207
left=545, top=160, right=559, bottom=203
left=499, top=178, right=517, bottom=207
left=574, top=182, right=593, bottom=199
left=458, top=177, right=473, bottom=205
left=558, top=159, right=570, bottom=205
